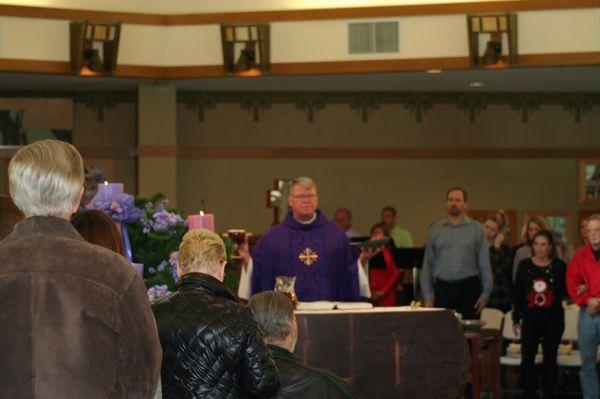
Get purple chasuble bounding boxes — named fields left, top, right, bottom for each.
left=251, top=210, right=360, bottom=302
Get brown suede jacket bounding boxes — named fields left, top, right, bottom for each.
left=0, top=216, right=162, bottom=398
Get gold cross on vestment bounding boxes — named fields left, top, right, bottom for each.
left=298, top=247, right=318, bottom=266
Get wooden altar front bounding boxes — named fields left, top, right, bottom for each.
left=293, top=308, right=470, bottom=399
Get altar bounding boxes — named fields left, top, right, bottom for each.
left=293, top=307, right=470, bottom=399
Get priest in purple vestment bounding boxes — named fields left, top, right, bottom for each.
left=238, top=177, right=361, bottom=302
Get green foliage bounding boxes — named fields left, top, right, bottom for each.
left=222, top=236, right=240, bottom=294
left=126, top=193, right=187, bottom=290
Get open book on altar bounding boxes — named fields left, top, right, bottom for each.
left=296, top=301, right=373, bottom=311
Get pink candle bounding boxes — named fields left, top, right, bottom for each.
left=188, top=212, right=215, bottom=232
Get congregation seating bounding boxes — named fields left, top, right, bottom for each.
left=475, top=304, right=593, bottom=397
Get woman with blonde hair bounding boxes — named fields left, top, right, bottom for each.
left=512, top=215, right=550, bottom=281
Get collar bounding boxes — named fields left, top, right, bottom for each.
left=283, top=210, right=328, bottom=230
left=6, top=215, right=83, bottom=242
left=581, top=244, right=600, bottom=262
left=267, top=344, right=297, bottom=361
left=442, top=215, right=470, bottom=226
left=176, top=272, right=237, bottom=302
left=296, top=213, right=317, bottom=225
left=593, top=247, right=600, bottom=262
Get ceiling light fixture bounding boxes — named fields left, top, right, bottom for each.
left=425, top=69, right=443, bottom=74
left=469, top=81, right=484, bottom=88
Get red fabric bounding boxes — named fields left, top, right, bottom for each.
left=567, top=244, right=600, bottom=307
left=369, top=248, right=400, bottom=307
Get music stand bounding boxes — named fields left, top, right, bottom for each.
left=391, top=247, right=425, bottom=300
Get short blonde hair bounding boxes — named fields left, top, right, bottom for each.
left=9, top=139, right=84, bottom=217
left=178, top=229, right=227, bottom=275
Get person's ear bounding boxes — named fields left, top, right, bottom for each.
left=292, top=317, right=299, bottom=344
left=71, top=186, right=84, bottom=215
left=218, top=260, right=227, bottom=281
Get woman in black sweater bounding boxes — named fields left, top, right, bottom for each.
left=513, top=229, right=567, bottom=399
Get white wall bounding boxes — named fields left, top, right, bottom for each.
left=0, top=8, right=598, bottom=65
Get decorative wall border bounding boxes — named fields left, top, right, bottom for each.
left=3, top=145, right=597, bottom=160
left=0, top=89, right=598, bottom=123
left=178, top=91, right=600, bottom=123
left=141, top=147, right=600, bottom=159
left=175, top=147, right=599, bottom=159
left=0, top=90, right=136, bottom=121
left=1, top=51, right=599, bottom=79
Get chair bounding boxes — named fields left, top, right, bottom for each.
left=481, top=308, right=504, bottom=331
left=557, top=305, right=580, bottom=367
left=501, top=311, right=542, bottom=367
left=556, top=305, right=583, bottom=394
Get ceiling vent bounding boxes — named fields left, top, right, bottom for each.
left=348, top=21, right=399, bottom=54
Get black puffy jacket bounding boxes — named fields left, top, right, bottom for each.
left=152, top=273, right=280, bottom=398
left=268, top=345, right=362, bottom=398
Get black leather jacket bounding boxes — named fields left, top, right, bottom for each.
left=268, top=345, right=362, bottom=399
left=152, top=273, right=280, bottom=398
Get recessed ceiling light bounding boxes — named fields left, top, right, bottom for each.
left=425, top=69, right=443, bottom=74
left=470, top=81, right=484, bottom=87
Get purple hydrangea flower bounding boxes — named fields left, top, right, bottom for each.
left=86, top=193, right=143, bottom=223
left=140, top=204, right=184, bottom=236
left=169, top=251, right=180, bottom=281
left=147, top=284, right=172, bottom=302
left=157, top=261, right=166, bottom=272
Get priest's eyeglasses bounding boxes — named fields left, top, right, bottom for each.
left=291, top=194, right=317, bottom=201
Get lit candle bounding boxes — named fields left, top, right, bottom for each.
left=187, top=211, right=215, bottom=232
left=96, top=181, right=124, bottom=200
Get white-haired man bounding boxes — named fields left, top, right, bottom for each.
left=0, top=139, right=161, bottom=398
left=152, top=229, right=280, bottom=398
left=238, top=177, right=361, bottom=302
left=249, top=291, right=362, bottom=398
left=567, top=214, right=600, bottom=399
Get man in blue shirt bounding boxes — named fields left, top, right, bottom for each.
left=420, top=187, right=493, bottom=319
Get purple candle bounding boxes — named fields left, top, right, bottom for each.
left=95, top=182, right=124, bottom=201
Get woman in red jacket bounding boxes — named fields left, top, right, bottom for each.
left=361, top=223, right=401, bottom=306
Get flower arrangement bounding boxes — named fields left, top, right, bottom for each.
left=126, top=193, right=187, bottom=291
left=91, top=190, right=239, bottom=302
